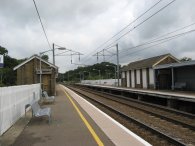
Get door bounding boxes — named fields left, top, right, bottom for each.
left=42, top=75, right=51, bottom=94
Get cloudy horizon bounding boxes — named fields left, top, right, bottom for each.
left=0, top=0, right=195, bottom=73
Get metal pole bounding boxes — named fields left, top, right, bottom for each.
left=52, top=43, right=55, bottom=65
left=116, top=44, right=120, bottom=86
left=52, top=43, right=56, bottom=95
left=103, top=49, right=105, bottom=62
left=99, top=70, right=101, bottom=84
left=39, top=53, right=42, bottom=92
left=68, top=72, right=69, bottom=82
left=114, top=66, right=117, bottom=86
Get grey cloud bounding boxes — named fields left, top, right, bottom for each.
left=0, top=0, right=195, bottom=72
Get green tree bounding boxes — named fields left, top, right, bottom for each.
left=0, top=46, right=8, bottom=55
left=58, top=62, right=120, bottom=83
left=41, top=54, right=49, bottom=61
left=180, top=57, right=192, bottom=62
left=0, top=46, right=26, bottom=86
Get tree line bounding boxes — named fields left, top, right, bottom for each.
left=0, top=46, right=26, bottom=86
left=57, top=62, right=119, bottom=83
left=0, top=45, right=192, bottom=86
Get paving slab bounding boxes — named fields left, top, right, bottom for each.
left=62, top=85, right=151, bottom=146
left=12, top=85, right=114, bottom=146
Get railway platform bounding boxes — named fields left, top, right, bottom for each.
left=79, top=84, right=195, bottom=102
left=78, top=84, right=195, bottom=114
left=2, top=84, right=150, bottom=146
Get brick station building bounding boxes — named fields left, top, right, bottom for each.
left=13, top=55, right=58, bottom=96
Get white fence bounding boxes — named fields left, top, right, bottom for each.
left=0, top=84, right=40, bottom=135
left=81, top=79, right=121, bottom=86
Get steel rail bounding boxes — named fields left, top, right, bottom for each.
left=67, top=85, right=186, bottom=146
left=74, top=85, right=195, bottom=131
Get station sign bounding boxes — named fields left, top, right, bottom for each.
left=0, top=55, right=4, bottom=68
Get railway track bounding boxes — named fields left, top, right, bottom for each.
left=75, top=85, right=195, bottom=131
left=66, top=85, right=195, bottom=146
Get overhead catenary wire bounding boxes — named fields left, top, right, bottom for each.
left=102, top=0, right=176, bottom=51
left=81, top=0, right=164, bottom=64
left=53, top=43, right=83, bottom=64
left=146, top=22, right=195, bottom=42
left=82, top=23, right=195, bottom=67
left=106, top=28, right=195, bottom=63
left=119, top=26, right=195, bottom=54
left=54, top=44, right=83, bottom=56
left=88, top=0, right=176, bottom=64
left=121, top=30, right=195, bottom=57
left=94, top=0, right=164, bottom=51
left=32, top=0, right=52, bottom=49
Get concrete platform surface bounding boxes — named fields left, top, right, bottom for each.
left=80, top=84, right=195, bottom=102
left=12, top=85, right=114, bottom=146
left=1, top=84, right=152, bottom=146
left=62, top=85, right=151, bottom=146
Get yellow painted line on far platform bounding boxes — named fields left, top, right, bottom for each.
left=62, top=87, right=104, bottom=146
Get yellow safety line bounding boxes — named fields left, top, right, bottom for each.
left=62, top=87, right=104, bottom=146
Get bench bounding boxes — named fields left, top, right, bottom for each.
left=42, top=91, right=55, bottom=102
left=174, top=82, right=187, bottom=90
left=25, top=104, right=31, bottom=117
left=31, top=101, right=51, bottom=123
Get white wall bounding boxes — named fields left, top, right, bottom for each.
left=136, top=70, right=140, bottom=84
left=131, top=70, right=135, bottom=88
left=149, top=68, right=154, bottom=84
left=126, top=71, right=130, bottom=87
left=0, top=84, right=40, bottom=135
left=81, top=79, right=121, bottom=86
left=142, top=69, right=147, bottom=89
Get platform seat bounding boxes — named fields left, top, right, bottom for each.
left=42, top=91, right=55, bottom=102
left=31, top=101, right=51, bottom=123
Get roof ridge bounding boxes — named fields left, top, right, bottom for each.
left=128, top=53, right=171, bottom=65
left=13, top=55, right=58, bottom=70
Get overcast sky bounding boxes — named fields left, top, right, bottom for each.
left=0, top=0, right=195, bottom=72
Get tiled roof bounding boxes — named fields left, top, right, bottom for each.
left=122, top=53, right=177, bottom=71
left=13, top=55, right=58, bottom=70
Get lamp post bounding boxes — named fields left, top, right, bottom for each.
left=106, top=65, right=117, bottom=86
left=52, top=43, right=66, bottom=65
left=116, top=44, right=120, bottom=87
left=39, top=45, right=66, bottom=92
